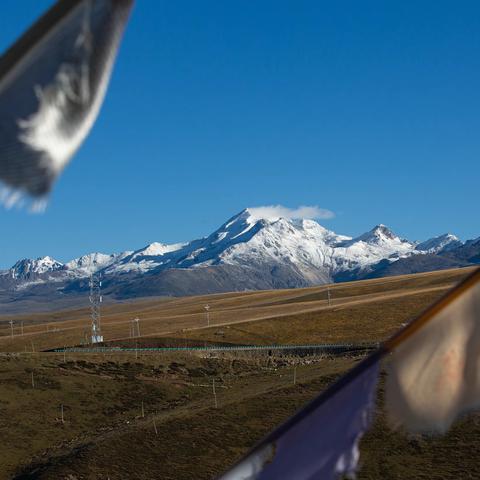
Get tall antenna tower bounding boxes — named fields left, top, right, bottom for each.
left=89, top=274, right=103, bottom=344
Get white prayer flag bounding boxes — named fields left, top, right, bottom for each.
left=0, top=0, right=134, bottom=205
left=386, top=268, right=480, bottom=433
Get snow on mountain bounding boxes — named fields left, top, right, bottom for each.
left=184, top=211, right=347, bottom=283
left=343, top=224, right=402, bottom=245
left=328, top=225, right=416, bottom=274
left=130, top=210, right=415, bottom=282
left=2, top=209, right=472, bottom=296
left=2, top=211, right=422, bottom=284
left=96, top=209, right=352, bottom=282
left=65, top=252, right=132, bottom=277
left=9, top=256, right=63, bottom=279
left=134, top=242, right=184, bottom=257
left=106, top=242, right=185, bottom=274
left=416, top=234, right=463, bottom=253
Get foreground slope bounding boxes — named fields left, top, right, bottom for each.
left=0, top=268, right=479, bottom=479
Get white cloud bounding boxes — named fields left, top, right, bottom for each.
left=247, top=205, right=335, bottom=221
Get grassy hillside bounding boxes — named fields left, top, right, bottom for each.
left=0, top=267, right=473, bottom=352
left=0, top=267, right=478, bottom=479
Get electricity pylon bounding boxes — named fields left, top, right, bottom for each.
left=89, top=274, right=103, bottom=344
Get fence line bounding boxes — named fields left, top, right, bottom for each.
left=52, top=343, right=379, bottom=355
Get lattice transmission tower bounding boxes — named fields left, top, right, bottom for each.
left=89, top=274, right=103, bottom=344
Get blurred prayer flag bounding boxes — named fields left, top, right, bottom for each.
left=0, top=0, right=134, bottom=207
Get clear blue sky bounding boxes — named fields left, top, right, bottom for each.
left=0, top=0, right=479, bottom=268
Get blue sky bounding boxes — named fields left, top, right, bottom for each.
left=0, top=0, right=479, bottom=268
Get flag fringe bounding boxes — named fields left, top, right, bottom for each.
left=0, top=185, right=47, bottom=212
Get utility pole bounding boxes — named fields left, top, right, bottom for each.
left=89, top=274, right=103, bottom=344
left=134, top=317, right=140, bottom=337
left=8, top=320, right=14, bottom=338
left=212, top=378, right=218, bottom=409
left=327, top=287, right=332, bottom=307
left=130, top=318, right=140, bottom=338
left=205, top=304, right=210, bottom=327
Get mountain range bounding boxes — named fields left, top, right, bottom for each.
left=1, top=208, right=478, bottom=313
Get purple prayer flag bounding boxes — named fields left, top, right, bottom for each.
left=219, top=359, right=379, bottom=480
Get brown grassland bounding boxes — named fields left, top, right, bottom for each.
left=0, top=266, right=479, bottom=479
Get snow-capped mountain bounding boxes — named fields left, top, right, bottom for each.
left=65, top=252, right=132, bottom=277
left=416, top=234, right=462, bottom=254
left=333, top=225, right=416, bottom=274
left=193, top=214, right=416, bottom=280
left=9, top=256, right=63, bottom=280
left=0, top=208, right=477, bottom=313
left=99, top=210, right=417, bottom=282
left=107, top=242, right=185, bottom=274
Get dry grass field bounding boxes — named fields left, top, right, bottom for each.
left=0, top=267, right=479, bottom=479
left=0, top=266, right=473, bottom=352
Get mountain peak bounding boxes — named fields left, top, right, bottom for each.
left=10, top=256, right=63, bottom=279
left=416, top=233, right=462, bottom=253
left=224, top=209, right=257, bottom=227
left=225, top=208, right=282, bottom=226
left=350, top=224, right=400, bottom=244
left=372, top=224, right=396, bottom=237
left=65, top=252, right=116, bottom=271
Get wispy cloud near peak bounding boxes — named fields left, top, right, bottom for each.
left=246, top=205, right=335, bottom=221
